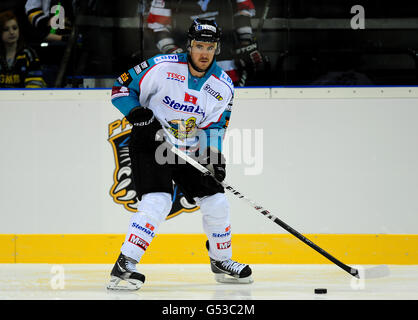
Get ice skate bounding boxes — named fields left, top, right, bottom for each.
left=106, top=253, right=145, bottom=291
left=206, top=241, right=253, bottom=284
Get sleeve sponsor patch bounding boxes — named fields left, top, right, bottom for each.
left=133, top=61, right=150, bottom=75
left=117, top=71, right=133, bottom=86
left=220, top=71, right=234, bottom=93
left=153, top=54, right=179, bottom=64
left=111, top=86, right=130, bottom=99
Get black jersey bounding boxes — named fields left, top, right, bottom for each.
left=0, top=46, right=46, bottom=88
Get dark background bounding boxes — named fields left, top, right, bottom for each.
left=2, top=0, right=418, bottom=87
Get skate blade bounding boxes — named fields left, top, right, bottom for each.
left=214, top=273, right=254, bottom=284
left=106, top=276, right=143, bottom=291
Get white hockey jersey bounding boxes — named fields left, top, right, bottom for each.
left=111, top=53, right=233, bottom=152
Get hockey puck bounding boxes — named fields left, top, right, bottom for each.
left=314, top=288, right=327, bottom=294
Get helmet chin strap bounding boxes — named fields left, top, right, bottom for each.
left=187, top=53, right=214, bottom=74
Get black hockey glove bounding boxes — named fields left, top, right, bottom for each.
left=126, top=107, right=162, bottom=151
left=234, top=41, right=267, bottom=85
left=198, top=147, right=226, bottom=183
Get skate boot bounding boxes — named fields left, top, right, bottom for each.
left=106, top=253, right=145, bottom=291
left=206, top=240, right=253, bottom=284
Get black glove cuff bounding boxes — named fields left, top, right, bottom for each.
left=126, top=107, right=154, bottom=125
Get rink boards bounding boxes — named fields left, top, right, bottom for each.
left=1, top=87, right=418, bottom=265
left=0, top=234, right=417, bottom=264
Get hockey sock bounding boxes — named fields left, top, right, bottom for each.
left=199, top=193, right=232, bottom=261
left=121, top=192, right=172, bottom=262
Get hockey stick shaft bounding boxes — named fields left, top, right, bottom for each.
left=164, top=142, right=360, bottom=278
left=256, top=0, right=271, bottom=40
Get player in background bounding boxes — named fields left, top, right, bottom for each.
left=107, top=19, right=253, bottom=290
left=146, top=0, right=266, bottom=87
left=25, top=0, right=72, bottom=42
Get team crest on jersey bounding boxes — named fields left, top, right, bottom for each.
left=168, top=117, right=197, bottom=140
left=107, top=117, right=199, bottom=218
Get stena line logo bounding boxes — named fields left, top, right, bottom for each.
left=132, top=222, right=155, bottom=238
left=163, top=96, right=205, bottom=117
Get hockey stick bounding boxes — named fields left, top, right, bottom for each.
left=161, top=140, right=390, bottom=279
left=54, top=3, right=82, bottom=88
left=256, top=0, right=271, bottom=40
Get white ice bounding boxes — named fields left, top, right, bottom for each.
left=0, top=264, right=416, bottom=300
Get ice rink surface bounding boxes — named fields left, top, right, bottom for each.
left=0, top=264, right=417, bottom=300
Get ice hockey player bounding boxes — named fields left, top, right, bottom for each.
left=107, top=18, right=253, bottom=290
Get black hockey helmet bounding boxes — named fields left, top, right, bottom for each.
left=187, top=19, right=221, bottom=55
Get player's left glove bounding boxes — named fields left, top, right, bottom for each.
left=198, top=147, right=226, bottom=183
left=126, top=107, right=162, bottom=151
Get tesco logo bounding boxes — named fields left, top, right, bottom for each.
left=167, top=72, right=186, bottom=82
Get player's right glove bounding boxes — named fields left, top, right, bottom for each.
left=126, top=107, right=162, bottom=151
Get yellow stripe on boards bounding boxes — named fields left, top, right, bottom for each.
left=0, top=234, right=416, bottom=264
left=0, top=235, right=16, bottom=263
